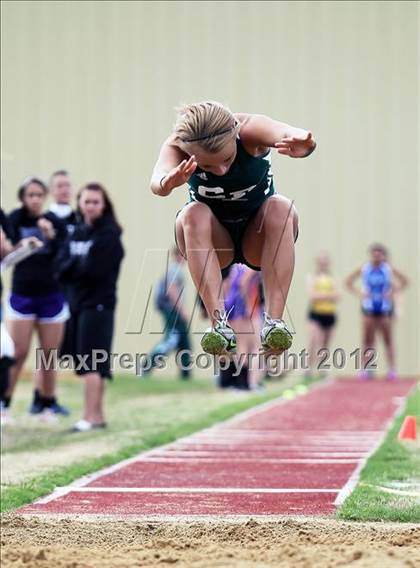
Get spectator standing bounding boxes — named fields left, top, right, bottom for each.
left=58, top=182, right=124, bottom=432
left=346, top=243, right=408, bottom=380
left=4, top=177, right=70, bottom=417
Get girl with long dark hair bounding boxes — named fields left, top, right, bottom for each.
left=59, top=182, right=124, bottom=431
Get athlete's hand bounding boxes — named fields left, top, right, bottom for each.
left=275, top=132, right=316, bottom=158
left=161, top=156, right=197, bottom=193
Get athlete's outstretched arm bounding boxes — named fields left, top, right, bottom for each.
left=150, top=139, right=197, bottom=197
left=239, top=114, right=316, bottom=158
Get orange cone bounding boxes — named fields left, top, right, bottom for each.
left=398, top=416, right=417, bottom=441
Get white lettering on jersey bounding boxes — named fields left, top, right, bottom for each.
left=197, top=184, right=257, bottom=200
left=229, top=185, right=257, bottom=200
left=197, top=172, right=208, bottom=180
left=70, top=240, right=93, bottom=257
left=197, top=185, right=225, bottom=199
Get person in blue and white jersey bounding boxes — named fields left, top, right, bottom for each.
left=346, top=243, right=408, bottom=380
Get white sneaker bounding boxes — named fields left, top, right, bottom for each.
left=260, top=312, right=293, bottom=355
left=38, top=409, right=59, bottom=424
left=201, top=309, right=236, bottom=355
left=70, top=419, right=107, bottom=433
left=0, top=406, right=14, bottom=426
left=70, top=419, right=94, bottom=432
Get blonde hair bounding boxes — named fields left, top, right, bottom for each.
left=173, top=101, right=239, bottom=153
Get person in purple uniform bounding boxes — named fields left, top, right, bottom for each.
left=346, top=243, right=409, bottom=380
left=5, top=177, right=70, bottom=416
left=224, top=264, right=265, bottom=391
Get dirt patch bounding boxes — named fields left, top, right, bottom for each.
left=0, top=439, right=117, bottom=488
left=1, top=515, right=419, bottom=567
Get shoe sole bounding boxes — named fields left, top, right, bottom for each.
left=201, top=331, right=234, bottom=356
left=262, top=327, right=292, bottom=354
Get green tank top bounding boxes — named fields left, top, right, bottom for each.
left=187, top=137, right=275, bottom=221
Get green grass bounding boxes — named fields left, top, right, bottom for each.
left=339, top=385, right=420, bottom=522
left=1, top=372, right=306, bottom=513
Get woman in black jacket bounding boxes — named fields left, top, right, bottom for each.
left=59, top=182, right=124, bottom=432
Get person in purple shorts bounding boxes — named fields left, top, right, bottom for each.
left=224, top=264, right=265, bottom=390
left=4, top=177, right=70, bottom=417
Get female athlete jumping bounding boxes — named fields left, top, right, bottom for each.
left=150, top=101, right=316, bottom=355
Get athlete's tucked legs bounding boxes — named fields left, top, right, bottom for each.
left=175, top=202, right=234, bottom=324
left=242, top=195, right=298, bottom=319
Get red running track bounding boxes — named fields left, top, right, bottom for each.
left=19, top=378, right=416, bottom=517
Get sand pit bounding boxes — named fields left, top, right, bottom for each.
left=1, top=515, right=419, bottom=567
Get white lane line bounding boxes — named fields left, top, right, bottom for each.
left=180, top=439, right=376, bottom=444
left=200, top=429, right=384, bottom=434
left=177, top=438, right=376, bottom=443
left=188, top=440, right=378, bottom=446
left=154, top=451, right=367, bottom=458
left=177, top=437, right=378, bottom=444
left=171, top=444, right=376, bottom=451
left=182, top=436, right=379, bottom=442
left=62, top=487, right=340, bottom=494
left=137, top=458, right=360, bottom=464
left=196, top=432, right=382, bottom=438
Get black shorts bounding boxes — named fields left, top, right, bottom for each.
left=308, top=311, right=336, bottom=329
left=60, top=307, right=115, bottom=379
left=175, top=202, right=299, bottom=272
left=362, top=308, right=393, bottom=318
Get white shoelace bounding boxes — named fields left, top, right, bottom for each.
left=263, top=312, right=283, bottom=326
left=263, top=313, right=294, bottom=336
left=213, top=306, right=234, bottom=328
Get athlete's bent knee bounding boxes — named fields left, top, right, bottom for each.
left=180, top=203, right=212, bottom=234
left=265, top=199, right=295, bottom=232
